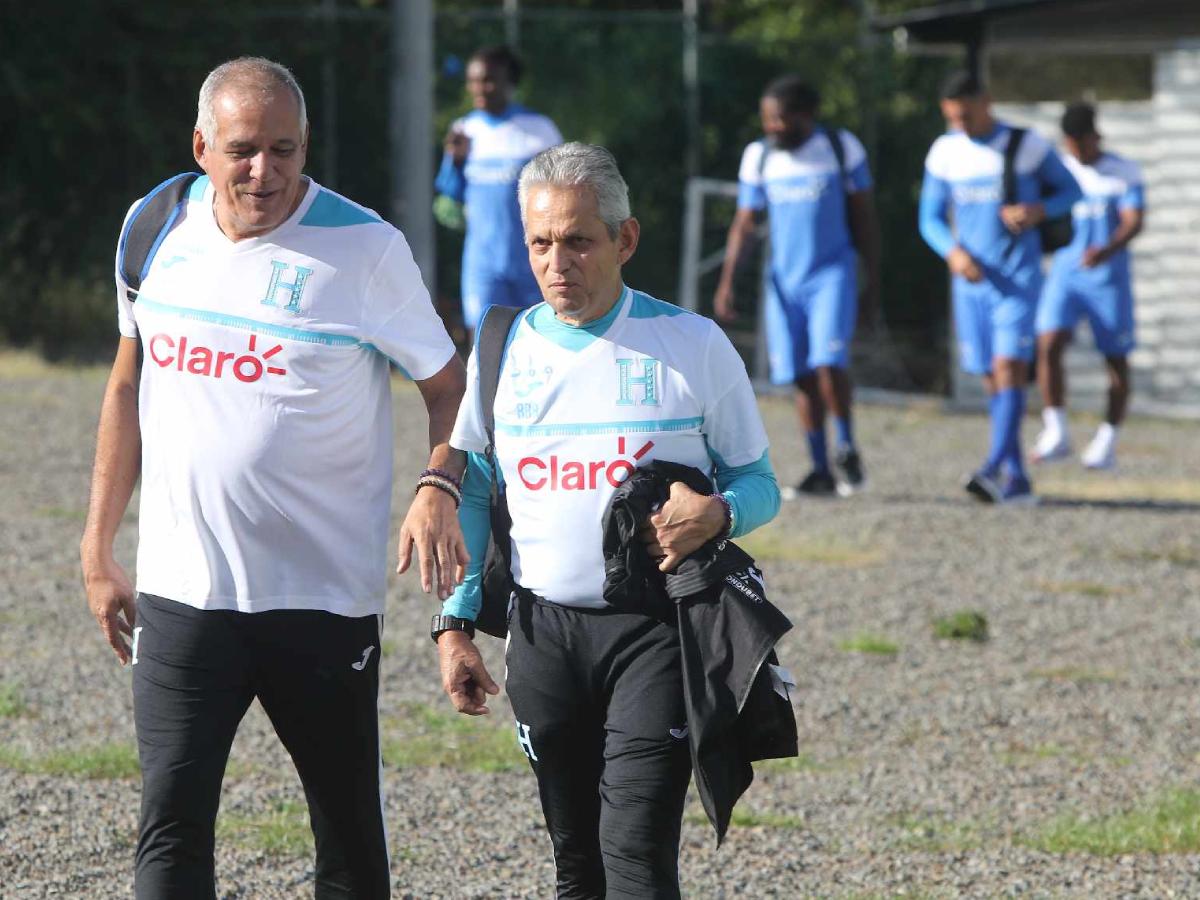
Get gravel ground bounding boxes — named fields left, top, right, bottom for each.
left=2, top=353, right=1199, bottom=899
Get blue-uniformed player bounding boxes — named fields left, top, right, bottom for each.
left=1031, top=102, right=1146, bottom=470
left=714, top=75, right=882, bottom=498
left=919, top=71, right=1081, bottom=505
left=435, top=45, right=562, bottom=335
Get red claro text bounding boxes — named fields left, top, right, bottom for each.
left=148, top=333, right=286, bottom=383
left=518, top=437, right=654, bottom=491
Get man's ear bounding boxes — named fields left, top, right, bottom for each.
left=192, top=128, right=208, bottom=170
left=617, top=217, right=640, bottom=266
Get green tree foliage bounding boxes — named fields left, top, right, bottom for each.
left=4, top=0, right=953, bottom=379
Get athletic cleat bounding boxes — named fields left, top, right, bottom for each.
left=782, top=469, right=837, bottom=500
left=963, top=470, right=1003, bottom=504
left=999, top=475, right=1039, bottom=507
left=834, top=448, right=867, bottom=497
left=1081, top=436, right=1116, bottom=471
left=1030, top=429, right=1071, bottom=464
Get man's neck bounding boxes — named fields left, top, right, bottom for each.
left=556, top=283, right=624, bottom=327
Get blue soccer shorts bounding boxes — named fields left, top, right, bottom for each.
left=953, top=278, right=1037, bottom=375
left=462, top=265, right=542, bottom=332
left=765, top=262, right=857, bottom=384
left=1037, top=276, right=1135, bottom=358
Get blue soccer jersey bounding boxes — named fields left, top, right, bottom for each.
left=435, top=105, right=562, bottom=329
left=737, top=128, right=872, bottom=300
left=919, top=122, right=1082, bottom=371
left=1037, top=151, right=1144, bottom=355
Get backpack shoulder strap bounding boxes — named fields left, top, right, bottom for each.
left=1003, top=127, right=1026, bottom=205
left=756, top=138, right=771, bottom=181
left=117, top=172, right=202, bottom=300
left=824, top=126, right=848, bottom=189
left=476, top=304, right=523, bottom=451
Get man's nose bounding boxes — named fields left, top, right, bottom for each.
left=248, top=151, right=269, bottom=181
left=548, top=242, right=572, bottom=273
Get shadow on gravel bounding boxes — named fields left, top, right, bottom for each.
left=1038, top=496, right=1200, bottom=515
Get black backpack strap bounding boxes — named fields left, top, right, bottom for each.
left=117, top=172, right=202, bottom=300
left=477, top=304, right=522, bottom=453
left=756, top=138, right=771, bottom=181
left=823, top=125, right=848, bottom=191
left=1003, top=127, right=1026, bottom=206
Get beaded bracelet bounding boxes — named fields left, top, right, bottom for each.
left=419, top=467, right=463, bottom=492
left=713, top=493, right=733, bottom=540
left=416, top=475, right=462, bottom=508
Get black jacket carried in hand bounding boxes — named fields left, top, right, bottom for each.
left=602, top=460, right=799, bottom=844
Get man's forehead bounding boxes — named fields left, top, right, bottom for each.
left=213, top=88, right=301, bottom=134
left=527, top=184, right=597, bottom=215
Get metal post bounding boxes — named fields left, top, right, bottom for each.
left=504, top=0, right=520, bottom=49
left=321, top=0, right=339, bottom=189
left=682, top=0, right=700, bottom=182
left=390, top=0, right=435, bottom=290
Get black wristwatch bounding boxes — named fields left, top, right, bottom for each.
left=430, top=614, right=475, bottom=643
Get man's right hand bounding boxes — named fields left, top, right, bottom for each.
left=948, top=246, right=984, bottom=283
left=444, top=129, right=470, bottom=166
left=437, top=630, right=499, bottom=716
left=713, top=282, right=737, bottom=323
left=83, top=556, right=136, bottom=665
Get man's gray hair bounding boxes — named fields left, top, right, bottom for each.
left=196, top=57, right=308, bottom=144
left=518, top=142, right=631, bottom=238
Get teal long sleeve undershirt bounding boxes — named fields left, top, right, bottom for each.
left=440, top=449, right=780, bottom=621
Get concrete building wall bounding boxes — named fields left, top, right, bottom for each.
left=957, top=42, right=1200, bottom=419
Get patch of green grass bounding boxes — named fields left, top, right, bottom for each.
left=379, top=638, right=398, bottom=658
left=932, top=610, right=989, bottom=642
left=886, top=813, right=980, bottom=851
left=1036, top=579, right=1120, bottom=598
left=1024, top=789, right=1200, bottom=855
left=837, top=633, right=899, bottom=656
left=1031, top=667, right=1119, bottom=685
left=218, top=799, right=312, bottom=857
left=381, top=701, right=524, bottom=772
left=0, top=742, right=139, bottom=779
left=1116, top=544, right=1200, bottom=568
left=684, top=808, right=806, bottom=830
left=0, top=682, right=28, bottom=718
left=997, top=742, right=1093, bottom=768
left=736, top=525, right=886, bottom=567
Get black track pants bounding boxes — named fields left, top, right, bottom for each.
left=505, top=599, right=693, bottom=900
left=131, top=593, right=389, bottom=900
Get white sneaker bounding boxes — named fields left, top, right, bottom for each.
left=1031, top=428, right=1071, bottom=463
left=1081, top=429, right=1117, bottom=470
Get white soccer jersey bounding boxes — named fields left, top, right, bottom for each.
left=116, top=176, right=456, bottom=616
left=450, top=287, right=769, bottom=608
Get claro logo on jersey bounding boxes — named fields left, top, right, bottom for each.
left=517, top=436, right=654, bottom=491
left=148, top=333, right=287, bottom=383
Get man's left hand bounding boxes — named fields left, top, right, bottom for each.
left=639, top=482, right=727, bottom=573
left=1000, top=202, right=1045, bottom=234
left=1081, top=245, right=1110, bottom=269
left=397, top=487, right=469, bottom=599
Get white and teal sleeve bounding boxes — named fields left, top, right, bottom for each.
left=440, top=450, right=494, bottom=621
left=699, top=323, right=778, bottom=534
left=362, top=231, right=457, bottom=380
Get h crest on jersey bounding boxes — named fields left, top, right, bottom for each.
left=615, top=357, right=660, bottom=407
left=261, top=260, right=313, bottom=313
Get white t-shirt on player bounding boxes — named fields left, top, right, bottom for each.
left=116, top=175, right=456, bottom=616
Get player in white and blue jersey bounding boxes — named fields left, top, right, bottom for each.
left=715, top=75, right=881, bottom=498
left=919, top=71, right=1082, bottom=505
left=1032, top=103, right=1146, bottom=470
left=435, top=45, right=562, bottom=334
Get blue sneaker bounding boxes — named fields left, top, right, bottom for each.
left=1000, top=475, right=1039, bottom=507
left=963, top=470, right=1002, bottom=504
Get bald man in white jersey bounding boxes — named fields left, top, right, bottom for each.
left=80, top=57, right=466, bottom=899
left=433, top=143, right=780, bottom=898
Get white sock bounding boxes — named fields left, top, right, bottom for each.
left=1093, top=422, right=1117, bottom=450
left=1042, top=406, right=1066, bottom=436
